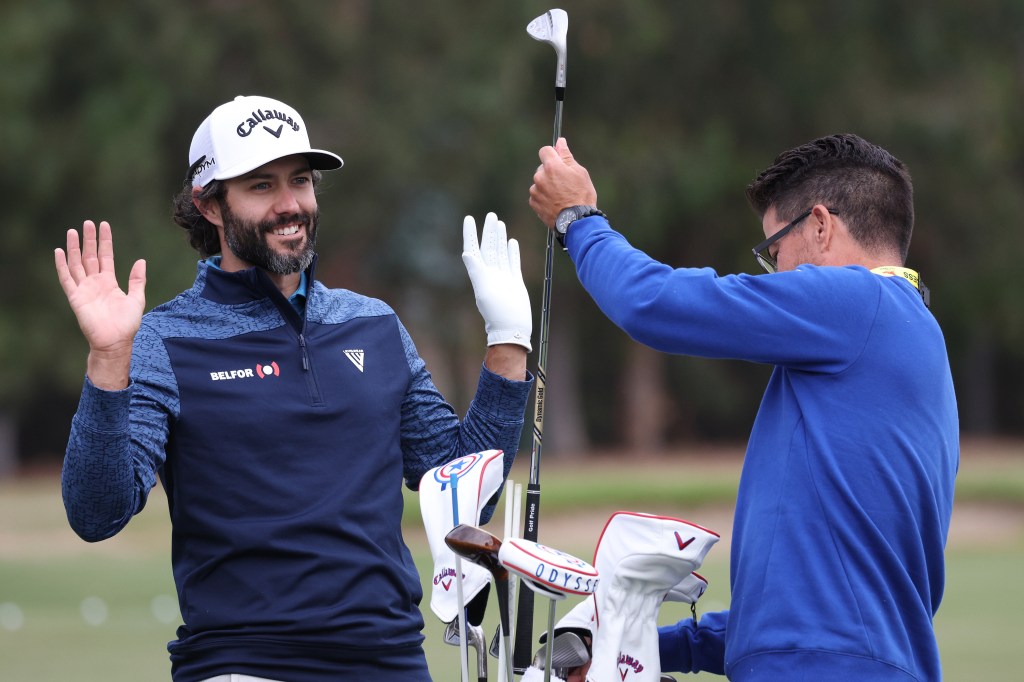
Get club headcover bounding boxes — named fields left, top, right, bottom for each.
left=589, top=512, right=719, bottom=682
left=499, top=537, right=599, bottom=600
left=663, top=571, right=709, bottom=605
left=419, top=450, right=506, bottom=624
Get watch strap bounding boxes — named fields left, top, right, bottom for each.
left=556, top=205, right=606, bottom=249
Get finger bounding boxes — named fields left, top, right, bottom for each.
left=538, top=145, right=560, bottom=165
left=97, top=221, right=115, bottom=274
left=65, top=228, right=85, bottom=284
left=81, top=220, right=99, bottom=276
left=462, top=215, right=480, bottom=257
left=480, top=212, right=501, bottom=265
left=482, top=213, right=509, bottom=272
left=127, top=258, right=147, bottom=308
left=494, top=218, right=509, bottom=273
left=507, top=238, right=522, bottom=277
left=54, top=248, right=77, bottom=299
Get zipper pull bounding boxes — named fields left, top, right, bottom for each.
left=298, top=333, right=310, bottom=371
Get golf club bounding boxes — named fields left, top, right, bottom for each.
left=517, top=8, right=569, bottom=674
left=445, top=618, right=488, bottom=682
left=446, top=524, right=515, bottom=682
left=531, top=631, right=591, bottom=679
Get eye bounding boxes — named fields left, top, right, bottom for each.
left=250, top=181, right=271, bottom=191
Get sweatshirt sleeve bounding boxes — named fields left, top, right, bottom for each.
left=658, top=610, right=729, bottom=675
left=566, top=216, right=881, bottom=374
left=397, top=317, right=533, bottom=521
left=61, top=323, right=176, bottom=541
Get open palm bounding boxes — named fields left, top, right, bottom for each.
left=54, top=220, right=146, bottom=356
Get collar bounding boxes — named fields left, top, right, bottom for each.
left=871, top=266, right=930, bottom=308
left=200, top=256, right=314, bottom=320
left=204, top=255, right=309, bottom=307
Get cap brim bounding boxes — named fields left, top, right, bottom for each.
left=304, top=149, right=344, bottom=171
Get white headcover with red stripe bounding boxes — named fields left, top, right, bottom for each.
left=499, top=537, right=599, bottom=599
left=419, top=450, right=506, bottom=623
left=588, top=511, right=719, bottom=682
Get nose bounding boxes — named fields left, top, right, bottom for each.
left=272, top=186, right=302, bottom=214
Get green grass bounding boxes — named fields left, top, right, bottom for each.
left=2, top=445, right=1023, bottom=680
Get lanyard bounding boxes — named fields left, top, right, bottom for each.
left=871, top=266, right=930, bottom=308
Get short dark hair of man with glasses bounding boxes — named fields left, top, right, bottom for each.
left=746, top=133, right=915, bottom=270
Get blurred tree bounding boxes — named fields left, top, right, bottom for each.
left=1, top=0, right=1022, bottom=469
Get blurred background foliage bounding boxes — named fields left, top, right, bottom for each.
left=2, top=0, right=1023, bottom=470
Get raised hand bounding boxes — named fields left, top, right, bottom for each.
left=529, top=137, right=599, bottom=228
left=462, top=212, right=532, bottom=352
left=54, top=220, right=146, bottom=389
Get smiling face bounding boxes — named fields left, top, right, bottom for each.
left=206, top=155, right=320, bottom=275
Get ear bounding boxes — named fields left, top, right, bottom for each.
left=192, top=187, right=223, bottom=227
left=810, top=204, right=836, bottom=253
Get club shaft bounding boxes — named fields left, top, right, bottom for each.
left=516, top=87, right=565, bottom=675
left=495, top=578, right=515, bottom=682
left=552, top=91, right=564, bottom=145
left=455, top=557, right=471, bottom=682
left=543, top=598, right=557, bottom=682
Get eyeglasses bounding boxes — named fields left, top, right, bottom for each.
left=751, top=208, right=839, bottom=273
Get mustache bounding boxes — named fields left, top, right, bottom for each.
left=260, top=213, right=311, bottom=233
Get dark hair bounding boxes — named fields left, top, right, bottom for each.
left=745, top=134, right=914, bottom=262
left=170, top=169, right=324, bottom=258
left=171, top=180, right=225, bottom=258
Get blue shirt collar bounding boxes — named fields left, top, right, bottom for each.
left=204, top=256, right=308, bottom=314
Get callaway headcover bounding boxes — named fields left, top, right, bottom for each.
left=419, top=450, right=506, bottom=624
left=589, top=512, right=719, bottom=682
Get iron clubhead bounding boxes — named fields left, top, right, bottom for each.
left=527, top=9, right=568, bottom=88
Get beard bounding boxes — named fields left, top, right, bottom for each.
left=220, top=203, right=320, bottom=275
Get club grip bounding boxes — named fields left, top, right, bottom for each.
left=512, top=484, right=542, bottom=673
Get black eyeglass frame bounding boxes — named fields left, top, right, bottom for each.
left=751, top=207, right=839, bottom=273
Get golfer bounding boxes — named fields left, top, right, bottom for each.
left=55, top=95, right=534, bottom=682
left=529, top=134, right=958, bottom=680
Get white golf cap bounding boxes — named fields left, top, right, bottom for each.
left=187, top=95, right=343, bottom=187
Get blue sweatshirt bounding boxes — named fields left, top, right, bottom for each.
left=565, top=217, right=958, bottom=681
left=61, top=258, right=532, bottom=682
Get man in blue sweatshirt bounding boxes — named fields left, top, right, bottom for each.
left=528, top=134, right=958, bottom=681
left=53, top=95, right=534, bottom=682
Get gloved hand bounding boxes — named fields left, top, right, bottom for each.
left=462, top=212, right=533, bottom=352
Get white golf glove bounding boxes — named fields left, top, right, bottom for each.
left=462, top=212, right=533, bottom=352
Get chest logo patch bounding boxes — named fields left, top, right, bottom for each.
left=210, top=360, right=280, bottom=381
left=255, top=361, right=281, bottom=378
left=344, top=349, right=365, bottom=373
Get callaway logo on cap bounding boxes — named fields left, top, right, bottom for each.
left=187, top=95, right=343, bottom=187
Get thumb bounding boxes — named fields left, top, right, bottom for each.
left=461, top=251, right=484, bottom=280
left=539, top=138, right=575, bottom=167
left=554, top=136, right=572, bottom=160
left=127, top=258, right=147, bottom=307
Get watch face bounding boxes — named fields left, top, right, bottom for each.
left=556, top=210, right=575, bottom=234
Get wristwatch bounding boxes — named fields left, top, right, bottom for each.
left=555, top=205, right=606, bottom=249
